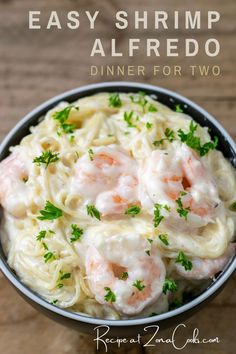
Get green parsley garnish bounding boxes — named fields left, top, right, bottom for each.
left=130, top=91, right=148, bottom=113
left=133, top=280, right=145, bottom=291
left=229, top=201, right=236, bottom=212
left=104, top=287, right=116, bottom=302
left=147, top=238, right=153, bottom=244
left=86, top=204, right=101, bottom=220
left=153, top=128, right=175, bottom=146
left=124, top=111, right=136, bottom=128
left=37, top=201, right=63, bottom=221
left=130, top=99, right=158, bottom=113
left=44, top=252, right=55, bottom=263
left=176, top=192, right=190, bottom=220
left=59, top=271, right=71, bottom=281
left=145, top=250, right=151, bottom=256
left=153, top=203, right=170, bottom=227
left=36, top=230, right=47, bottom=241
left=125, top=205, right=141, bottom=217
left=162, top=278, right=178, bottom=294
left=164, top=128, right=175, bottom=141
left=56, top=271, right=71, bottom=289
left=42, top=242, right=48, bottom=250
left=69, top=135, right=75, bottom=143
left=33, top=150, right=59, bottom=168
left=158, top=234, right=169, bottom=246
left=149, top=312, right=158, bottom=317
left=175, top=104, right=184, bottom=113
left=169, top=299, right=183, bottom=310
left=178, top=121, right=218, bottom=156
left=88, top=148, right=94, bottom=161
left=146, top=122, right=153, bottom=129
left=148, top=104, right=157, bottom=112
left=51, top=299, right=58, bottom=305
left=175, top=251, right=193, bottom=271
left=70, top=224, right=84, bottom=243
left=108, top=93, right=122, bottom=108
left=53, top=105, right=78, bottom=134
left=120, top=272, right=129, bottom=280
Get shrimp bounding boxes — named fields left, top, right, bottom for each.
left=0, top=150, right=29, bottom=217
left=174, top=243, right=235, bottom=280
left=139, top=143, right=220, bottom=227
left=95, top=174, right=139, bottom=215
left=85, top=233, right=166, bottom=315
left=73, top=146, right=138, bottom=216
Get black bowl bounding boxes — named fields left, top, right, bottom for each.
left=0, top=82, right=235, bottom=337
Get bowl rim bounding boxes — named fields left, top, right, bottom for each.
left=0, top=81, right=235, bottom=327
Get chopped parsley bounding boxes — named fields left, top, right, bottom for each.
left=56, top=271, right=71, bottom=289
left=176, top=192, right=190, bottom=220
left=124, top=111, right=136, bottom=128
left=169, top=299, right=183, bottom=310
left=175, top=251, right=193, bottom=271
left=145, top=250, right=151, bottom=256
left=88, top=148, right=94, bottom=161
left=148, top=104, right=158, bottom=112
left=178, top=121, right=218, bottom=156
left=229, top=201, right=236, bottom=212
left=133, top=280, right=145, bottom=291
left=33, top=150, right=59, bottom=168
left=120, top=272, right=129, bottom=280
left=108, top=93, right=122, bottom=108
left=146, top=122, right=153, bottom=129
left=44, top=251, right=55, bottom=263
left=147, top=238, right=153, bottom=244
left=42, top=242, right=48, bottom=250
left=158, top=233, right=169, bottom=246
left=39, top=229, right=56, bottom=263
left=86, top=204, right=101, bottom=220
left=51, top=299, right=58, bottom=305
left=69, top=135, right=75, bottom=143
left=37, top=201, right=63, bottom=221
left=153, top=203, right=170, bottom=227
left=70, top=224, right=84, bottom=243
left=175, top=104, right=184, bottom=113
left=153, top=128, right=175, bottom=146
left=53, top=105, right=78, bottom=134
left=59, top=271, right=71, bottom=281
left=130, top=91, right=148, bottom=113
left=36, top=230, right=56, bottom=262
left=149, top=312, right=158, bottom=317
left=104, top=287, right=116, bottom=302
left=36, top=230, right=47, bottom=241
left=125, top=205, right=141, bottom=217
left=162, top=278, right=178, bottom=294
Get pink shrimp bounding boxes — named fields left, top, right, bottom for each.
left=174, top=243, right=235, bottom=280
left=85, top=234, right=166, bottom=315
left=0, top=150, right=29, bottom=217
left=139, top=143, right=220, bottom=227
left=73, top=146, right=138, bottom=216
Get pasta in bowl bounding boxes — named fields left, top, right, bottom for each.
left=0, top=82, right=236, bottom=333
